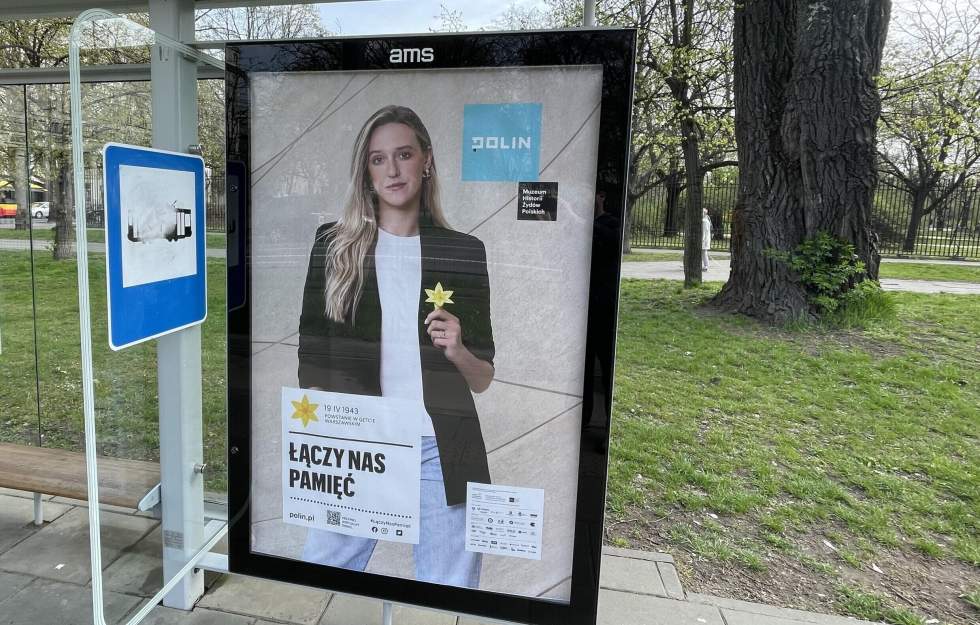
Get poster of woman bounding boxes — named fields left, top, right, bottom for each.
left=227, top=30, right=635, bottom=625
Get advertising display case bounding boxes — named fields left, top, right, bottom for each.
left=226, top=29, right=635, bottom=625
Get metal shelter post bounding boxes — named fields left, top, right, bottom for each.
left=148, top=0, right=206, bottom=610
left=584, top=0, right=596, bottom=26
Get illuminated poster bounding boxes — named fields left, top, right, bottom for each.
left=227, top=31, right=636, bottom=625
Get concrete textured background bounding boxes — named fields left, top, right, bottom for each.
left=247, top=66, right=603, bottom=601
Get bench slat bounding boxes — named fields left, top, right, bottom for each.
left=0, top=443, right=159, bottom=509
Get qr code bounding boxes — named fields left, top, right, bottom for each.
left=325, top=511, right=341, bottom=526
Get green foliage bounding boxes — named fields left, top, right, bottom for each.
left=836, top=586, right=928, bottom=625
left=962, top=588, right=980, bottom=611
left=766, top=233, right=870, bottom=315
left=830, top=280, right=895, bottom=328
left=595, top=0, right=736, bottom=202
left=877, top=4, right=980, bottom=215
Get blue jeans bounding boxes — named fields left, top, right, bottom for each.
left=301, top=436, right=482, bottom=588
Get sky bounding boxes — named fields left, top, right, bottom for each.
left=315, top=1, right=951, bottom=37
left=316, top=0, right=554, bottom=35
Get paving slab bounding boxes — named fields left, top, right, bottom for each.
left=198, top=573, right=330, bottom=624
left=0, top=571, right=33, bottom=603
left=655, top=562, right=684, bottom=600
left=0, top=494, right=71, bottom=554
left=601, top=546, right=674, bottom=563
left=597, top=589, right=724, bottom=625
left=318, top=593, right=456, bottom=625
left=103, top=525, right=164, bottom=596
left=599, top=554, right=666, bottom=597
left=0, top=506, right=156, bottom=584
left=391, top=601, right=458, bottom=625
left=0, top=578, right=141, bottom=625
left=687, top=593, right=880, bottom=625
left=721, top=610, right=828, bottom=625
left=50, top=496, right=147, bottom=516
left=140, top=605, right=257, bottom=625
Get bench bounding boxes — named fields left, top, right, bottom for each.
left=0, top=442, right=160, bottom=525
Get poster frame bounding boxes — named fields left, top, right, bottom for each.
left=226, top=28, right=636, bottom=625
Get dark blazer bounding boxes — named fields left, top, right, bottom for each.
left=297, top=221, right=495, bottom=506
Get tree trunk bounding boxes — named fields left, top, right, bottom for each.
left=713, top=0, right=888, bottom=322
left=623, top=195, right=635, bottom=254
left=52, top=163, right=74, bottom=260
left=681, top=117, right=703, bottom=287
left=13, top=145, right=29, bottom=231
left=902, top=188, right=927, bottom=254
left=662, top=170, right=683, bottom=237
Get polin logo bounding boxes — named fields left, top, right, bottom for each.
left=462, top=103, right=542, bottom=182
left=389, top=47, right=434, bottom=63
left=470, top=136, right=532, bottom=151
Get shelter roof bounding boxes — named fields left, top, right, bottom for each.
left=0, top=0, right=358, bottom=20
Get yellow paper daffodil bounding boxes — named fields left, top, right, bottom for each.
left=424, top=282, right=454, bottom=309
left=290, top=394, right=319, bottom=427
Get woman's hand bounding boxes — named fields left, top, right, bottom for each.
left=424, top=308, right=464, bottom=362
left=424, top=308, right=494, bottom=393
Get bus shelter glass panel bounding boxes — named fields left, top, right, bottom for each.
left=26, top=82, right=162, bottom=465
left=0, top=12, right=232, bottom=625
left=0, top=84, right=42, bottom=452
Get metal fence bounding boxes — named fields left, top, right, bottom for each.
left=15, top=169, right=979, bottom=259
left=629, top=184, right=736, bottom=252
left=81, top=170, right=226, bottom=232
left=630, top=179, right=980, bottom=259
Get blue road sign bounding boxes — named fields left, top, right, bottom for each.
left=102, top=143, right=207, bottom=350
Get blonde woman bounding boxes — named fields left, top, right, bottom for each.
left=297, top=105, right=495, bottom=587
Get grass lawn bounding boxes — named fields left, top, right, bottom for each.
left=608, top=280, right=979, bottom=625
left=2, top=250, right=977, bottom=623
left=879, top=262, right=980, bottom=283
left=0, top=251, right=228, bottom=491
left=0, top=227, right=227, bottom=251
left=624, top=252, right=684, bottom=262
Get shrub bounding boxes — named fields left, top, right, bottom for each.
left=767, top=232, right=871, bottom=315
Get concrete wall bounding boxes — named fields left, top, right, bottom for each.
left=247, top=66, right=603, bottom=601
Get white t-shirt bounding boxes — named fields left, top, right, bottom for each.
left=375, top=228, right=436, bottom=436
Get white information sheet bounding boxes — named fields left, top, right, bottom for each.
left=118, top=164, right=197, bottom=288
left=281, top=387, right=421, bottom=544
left=465, top=482, right=545, bottom=561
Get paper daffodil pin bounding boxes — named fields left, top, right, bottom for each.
left=290, top=394, right=319, bottom=427
left=424, top=282, right=454, bottom=309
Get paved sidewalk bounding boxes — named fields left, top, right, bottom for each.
left=622, top=260, right=980, bottom=294
left=0, top=489, right=885, bottom=625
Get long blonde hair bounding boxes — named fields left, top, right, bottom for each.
left=322, top=105, right=450, bottom=322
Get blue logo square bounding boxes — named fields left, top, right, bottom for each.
left=462, top=103, right=542, bottom=182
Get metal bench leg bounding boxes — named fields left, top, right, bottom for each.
left=33, top=492, right=43, bottom=526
